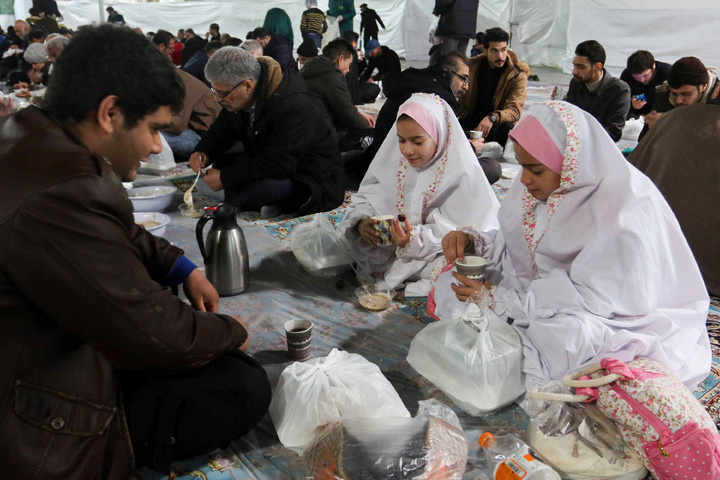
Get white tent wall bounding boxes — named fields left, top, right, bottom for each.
left=566, top=0, right=720, bottom=76
left=27, top=0, right=408, bottom=58
left=499, top=0, right=568, bottom=69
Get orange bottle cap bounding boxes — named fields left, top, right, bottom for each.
left=479, top=432, right=495, bottom=448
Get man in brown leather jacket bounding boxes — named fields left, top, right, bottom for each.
left=459, top=27, right=528, bottom=148
left=0, top=25, right=270, bottom=478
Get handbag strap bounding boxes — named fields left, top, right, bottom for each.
left=610, top=383, right=671, bottom=437
left=528, top=390, right=590, bottom=403
left=561, top=363, right=623, bottom=388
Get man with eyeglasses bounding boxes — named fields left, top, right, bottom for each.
left=638, top=56, right=719, bottom=142
left=189, top=47, right=344, bottom=217
left=459, top=27, right=528, bottom=149
left=351, top=51, right=510, bottom=183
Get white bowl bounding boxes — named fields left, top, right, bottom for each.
left=133, top=212, right=170, bottom=237
left=127, top=186, right=177, bottom=212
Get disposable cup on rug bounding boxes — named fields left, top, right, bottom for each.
left=371, top=215, right=394, bottom=246
left=284, top=319, right=313, bottom=361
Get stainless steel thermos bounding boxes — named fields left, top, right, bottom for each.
left=196, top=204, right=249, bottom=296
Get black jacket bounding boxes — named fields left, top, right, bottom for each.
left=263, top=34, right=295, bottom=72
left=620, top=61, right=671, bottom=117
left=360, top=46, right=401, bottom=82
left=566, top=69, right=631, bottom=142
left=363, top=66, right=458, bottom=165
left=433, top=0, right=479, bottom=39
left=181, top=35, right=206, bottom=67
left=195, top=60, right=344, bottom=215
left=360, top=8, right=385, bottom=34
left=302, top=55, right=369, bottom=135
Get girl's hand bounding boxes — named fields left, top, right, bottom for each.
left=442, top=231, right=473, bottom=264
left=450, top=271, right=491, bottom=302
left=390, top=217, right=412, bottom=247
left=357, top=217, right=379, bottom=245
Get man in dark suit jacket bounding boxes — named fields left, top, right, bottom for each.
left=359, top=3, right=385, bottom=45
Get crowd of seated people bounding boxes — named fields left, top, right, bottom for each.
left=0, top=9, right=718, bottom=479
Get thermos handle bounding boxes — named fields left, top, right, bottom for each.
left=195, top=207, right=217, bottom=263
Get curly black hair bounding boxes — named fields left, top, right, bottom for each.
left=43, top=24, right=185, bottom=129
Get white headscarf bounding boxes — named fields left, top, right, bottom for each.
left=433, top=101, right=710, bottom=391
left=341, top=93, right=499, bottom=294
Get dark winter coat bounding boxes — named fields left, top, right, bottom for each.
left=263, top=34, right=296, bottom=71
left=433, top=0, right=479, bottom=39
left=181, top=35, right=206, bottom=67
left=195, top=58, right=344, bottom=215
left=302, top=55, right=369, bottom=136
left=360, top=8, right=385, bottom=35
left=360, top=46, right=401, bottom=82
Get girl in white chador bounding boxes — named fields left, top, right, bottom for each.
left=340, top=94, right=499, bottom=297
left=430, top=101, right=711, bottom=392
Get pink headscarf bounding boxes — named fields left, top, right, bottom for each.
left=397, top=102, right=440, bottom=146
left=509, top=115, right=564, bottom=174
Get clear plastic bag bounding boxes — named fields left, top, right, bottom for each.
left=269, top=349, right=410, bottom=454
left=303, top=400, right=467, bottom=480
left=526, top=383, right=647, bottom=480
left=291, top=214, right=354, bottom=275
left=407, top=294, right=524, bottom=416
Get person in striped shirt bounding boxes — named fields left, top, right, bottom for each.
left=301, top=0, right=327, bottom=49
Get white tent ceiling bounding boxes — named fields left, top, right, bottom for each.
left=8, top=0, right=720, bottom=73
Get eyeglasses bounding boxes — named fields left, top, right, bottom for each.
left=211, top=80, right=245, bottom=100
left=444, top=69, right=469, bottom=86
left=669, top=88, right=700, bottom=101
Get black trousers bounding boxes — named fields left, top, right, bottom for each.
left=359, top=82, right=381, bottom=104
left=363, top=29, right=379, bottom=45
left=484, top=121, right=514, bottom=148
left=120, top=351, right=271, bottom=474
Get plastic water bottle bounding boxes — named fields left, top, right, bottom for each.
left=479, top=432, right=561, bottom=480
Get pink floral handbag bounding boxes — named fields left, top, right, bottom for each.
left=534, top=357, right=720, bottom=479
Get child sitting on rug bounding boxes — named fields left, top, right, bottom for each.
left=340, top=93, right=500, bottom=297
left=429, top=101, right=711, bottom=393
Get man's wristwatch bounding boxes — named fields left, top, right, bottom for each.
left=489, top=113, right=499, bottom=124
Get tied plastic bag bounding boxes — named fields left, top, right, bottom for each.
left=291, top=214, right=354, bottom=275
left=138, top=134, right=175, bottom=175
left=428, top=16, right=441, bottom=45
left=269, top=349, right=410, bottom=454
left=526, top=383, right=647, bottom=480
left=407, top=295, right=524, bottom=416
left=304, top=399, right=468, bottom=480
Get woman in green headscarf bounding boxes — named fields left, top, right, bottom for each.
left=327, top=0, right=356, bottom=35
left=263, top=7, right=294, bottom=47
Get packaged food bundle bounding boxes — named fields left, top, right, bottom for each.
left=407, top=301, right=524, bottom=416
left=269, top=349, right=410, bottom=454
left=304, top=400, right=468, bottom=480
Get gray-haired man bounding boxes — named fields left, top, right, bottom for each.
left=189, top=47, right=344, bottom=216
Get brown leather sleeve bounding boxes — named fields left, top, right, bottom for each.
left=497, top=71, right=527, bottom=124
left=3, top=174, right=247, bottom=370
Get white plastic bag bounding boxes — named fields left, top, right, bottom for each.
left=322, top=16, right=341, bottom=49
left=290, top=213, right=353, bottom=275
left=269, top=349, right=410, bottom=454
left=138, top=134, right=175, bottom=175
left=407, top=302, right=524, bottom=416
left=304, top=399, right=467, bottom=480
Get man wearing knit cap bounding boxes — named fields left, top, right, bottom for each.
left=639, top=56, right=719, bottom=141
left=296, top=37, right=318, bottom=70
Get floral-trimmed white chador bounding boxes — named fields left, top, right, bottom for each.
left=430, top=101, right=711, bottom=393
left=340, top=94, right=500, bottom=296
